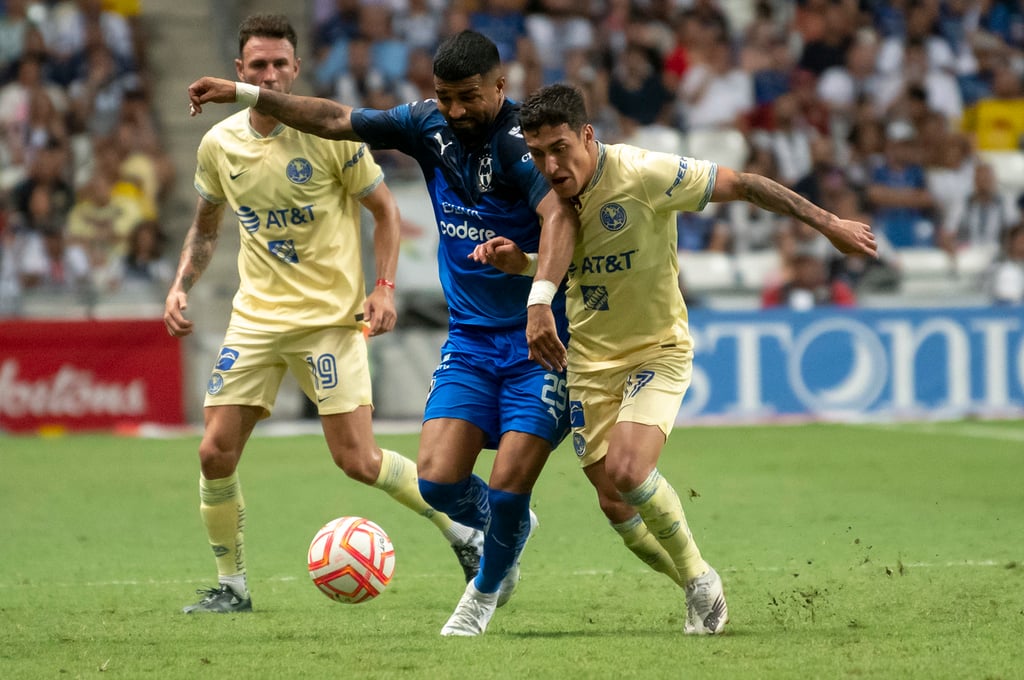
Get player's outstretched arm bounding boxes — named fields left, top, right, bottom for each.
left=164, top=197, right=224, bottom=337
left=711, top=166, right=878, bottom=258
left=359, top=182, right=400, bottom=337
left=187, top=77, right=362, bottom=141
left=527, top=191, right=579, bottom=372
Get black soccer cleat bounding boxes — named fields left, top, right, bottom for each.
left=182, top=585, right=252, bottom=614
left=451, top=530, right=484, bottom=583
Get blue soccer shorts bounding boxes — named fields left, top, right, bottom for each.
left=423, top=325, right=569, bottom=450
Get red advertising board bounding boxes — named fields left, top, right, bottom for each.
left=0, top=319, right=184, bottom=433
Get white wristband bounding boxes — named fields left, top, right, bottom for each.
left=235, top=82, right=259, bottom=108
left=520, top=253, right=538, bottom=277
left=527, top=279, right=557, bottom=307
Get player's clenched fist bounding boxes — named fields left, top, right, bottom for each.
left=187, top=77, right=239, bottom=116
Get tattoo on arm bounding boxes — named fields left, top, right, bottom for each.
left=258, top=90, right=355, bottom=140
left=737, top=173, right=830, bottom=227
left=181, top=228, right=218, bottom=293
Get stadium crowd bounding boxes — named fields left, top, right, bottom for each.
left=0, top=0, right=175, bottom=317
left=308, top=0, right=1024, bottom=306
left=1, top=0, right=1023, bottom=318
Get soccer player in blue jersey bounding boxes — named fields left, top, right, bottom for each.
left=473, top=84, right=876, bottom=635
left=186, top=30, right=580, bottom=635
left=166, top=15, right=485, bottom=615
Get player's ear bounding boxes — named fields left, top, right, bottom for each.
left=234, top=58, right=244, bottom=81
left=582, top=124, right=595, bottom=144
left=293, top=56, right=301, bottom=78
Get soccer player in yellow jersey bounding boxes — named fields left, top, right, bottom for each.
left=164, top=14, right=481, bottom=614
left=473, top=84, right=876, bottom=635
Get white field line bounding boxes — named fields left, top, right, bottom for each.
left=0, top=560, right=1013, bottom=589
left=861, top=422, right=1024, bottom=442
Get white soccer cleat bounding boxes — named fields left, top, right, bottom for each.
left=440, top=581, right=498, bottom=637
left=684, top=566, right=728, bottom=635
left=496, top=509, right=539, bottom=608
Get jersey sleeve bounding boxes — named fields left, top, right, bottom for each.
left=331, top=141, right=384, bottom=199
left=193, top=131, right=226, bottom=204
left=641, top=150, right=717, bottom=215
left=495, top=129, right=551, bottom=211
left=350, top=102, right=425, bottom=155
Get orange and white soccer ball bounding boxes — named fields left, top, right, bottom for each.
left=307, top=516, right=396, bottom=604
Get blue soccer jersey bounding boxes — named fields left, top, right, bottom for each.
left=351, top=98, right=567, bottom=330
left=351, top=98, right=568, bottom=448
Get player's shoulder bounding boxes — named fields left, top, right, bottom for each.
left=200, top=109, right=249, bottom=147
left=488, top=101, right=531, bottom=161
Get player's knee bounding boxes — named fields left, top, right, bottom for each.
left=331, top=447, right=378, bottom=485
left=604, top=453, right=650, bottom=493
left=197, top=441, right=239, bottom=479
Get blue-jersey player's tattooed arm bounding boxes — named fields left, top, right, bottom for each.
left=187, top=76, right=363, bottom=142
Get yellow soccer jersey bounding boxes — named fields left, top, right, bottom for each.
left=566, top=142, right=716, bottom=371
left=194, top=109, right=383, bottom=332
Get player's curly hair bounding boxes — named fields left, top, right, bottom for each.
left=238, top=14, right=298, bottom=56
left=433, top=30, right=500, bottom=82
left=519, top=84, right=589, bottom=134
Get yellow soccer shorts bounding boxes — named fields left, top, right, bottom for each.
left=204, top=324, right=372, bottom=418
left=568, top=346, right=692, bottom=468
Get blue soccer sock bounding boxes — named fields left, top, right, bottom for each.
left=475, top=489, right=531, bottom=594
left=418, top=475, right=490, bottom=531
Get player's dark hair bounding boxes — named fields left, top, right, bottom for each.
left=519, top=84, right=589, bottom=134
left=238, top=14, right=298, bottom=56
left=433, top=30, right=500, bottom=82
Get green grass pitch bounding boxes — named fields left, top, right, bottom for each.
left=2, top=421, right=1021, bottom=678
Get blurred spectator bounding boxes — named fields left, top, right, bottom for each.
left=66, top=169, right=143, bottom=280
left=18, top=223, right=93, bottom=297
left=940, top=162, right=1021, bottom=253
left=793, top=135, right=847, bottom=207
left=986, top=224, right=1024, bottom=304
left=844, top=117, right=885, bottom=189
left=677, top=206, right=730, bottom=253
left=866, top=119, right=938, bottom=248
left=9, top=140, right=74, bottom=227
left=314, top=0, right=360, bottom=59
left=395, top=0, right=444, bottom=53
left=761, top=247, right=857, bottom=310
left=67, top=41, right=139, bottom=137
left=0, top=54, right=69, bottom=178
left=0, top=200, right=20, bottom=315
left=749, top=32, right=798, bottom=119
left=761, top=91, right=819, bottom=186
left=960, top=57, right=1024, bottom=151
left=525, top=0, right=594, bottom=84
left=332, top=37, right=391, bottom=110
left=875, top=37, right=962, bottom=123
left=0, top=0, right=34, bottom=81
left=43, top=0, right=136, bottom=86
left=108, top=218, right=172, bottom=292
left=677, top=38, right=753, bottom=132
left=471, top=0, right=529, bottom=63
left=608, top=43, right=672, bottom=130
left=314, top=3, right=410, bottom=98
left=817, top=28, right=882, bottom=133
left=925, top=129, right=975, bottom=230
left=876, top=0, right=956, bottom=77
left=796, top=0, right=856, bottom=77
